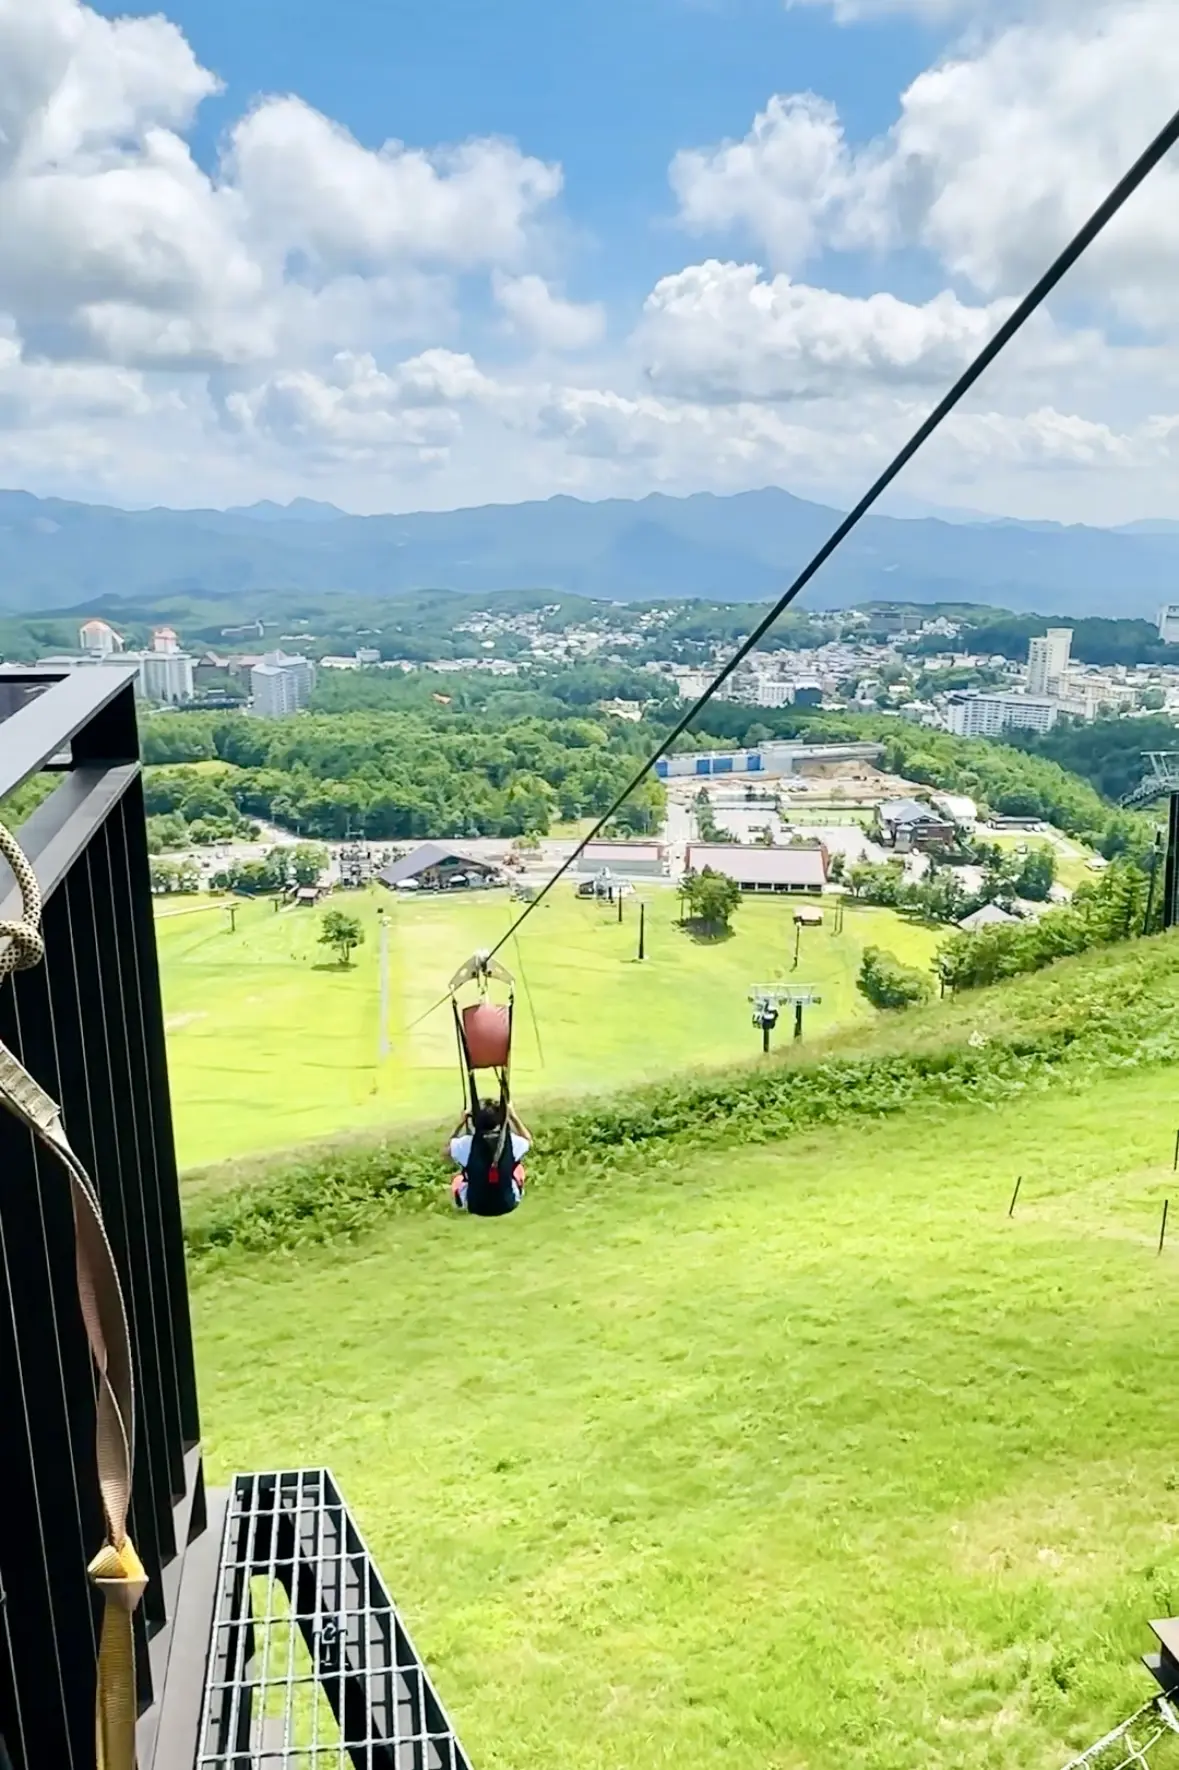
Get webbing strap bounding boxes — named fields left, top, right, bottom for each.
left=0, top=820, right=142, bottom=1770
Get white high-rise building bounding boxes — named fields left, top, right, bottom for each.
left=78, top=619, right=122, bottom=656
left=251, top=651, right=316, bottom=717
left=753, top=676, right=793, bottom=708
left=947, top=693, right=1060, bottom=737
left=135, top=651, right=195, bottom=703
left=1027, top=628, right=1072, bottom=697
left=1159, top=606, right=1179, bottom=645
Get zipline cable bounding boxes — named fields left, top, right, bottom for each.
left=511, top=923, right=546, bottom=1068
left=474, top=103, right=1179, bottom=970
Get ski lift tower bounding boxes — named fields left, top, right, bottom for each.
left=1121, top=753, right=1179, bottom=929
left=748, top=985, right=823, bottom=1049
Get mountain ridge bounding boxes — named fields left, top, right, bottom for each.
left=0, top=483, right=1173, bottom=617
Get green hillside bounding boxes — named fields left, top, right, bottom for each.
left=189, top=935, right=1179, bottom=1769
left=158, top=888, right=939, bottom=1169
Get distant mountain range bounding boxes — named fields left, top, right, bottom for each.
left=0, top=484, right=1174, bottom=618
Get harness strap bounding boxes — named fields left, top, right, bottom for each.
left=0, top=819, right=142, bottom=1770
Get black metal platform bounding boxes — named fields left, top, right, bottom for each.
left=198, top=1471, right=471, bottom=1770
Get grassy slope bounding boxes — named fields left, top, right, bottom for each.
left=158, top=887, right=940, bottom=1168
left=195, top=1060, right=1179, bottom=1770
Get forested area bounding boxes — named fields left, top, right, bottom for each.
left=1002, top=713, right=1177, bottom=804
left=138, top=686, right=1159, bottom=855
left=309, top=660, right=673, bottom=718
left=141, top=706, right=665, bottom=840
left=903, top=612, right=1179, bottom=668
left=936, top=864, right=1152, bottom=992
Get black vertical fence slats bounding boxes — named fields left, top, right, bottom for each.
left=70, top=834, right=163, bottom=1679
left=0, top=974, right=94, bottom=1770
left=9, top=903, right=102, bottom=1645
left=90, top=822, right=180, bottom=1628
left=123, top=778, right=200, bottom=1450
left=112, top=785, right=197, bottom=1474
left=0, top=671, right=206, bottom=1770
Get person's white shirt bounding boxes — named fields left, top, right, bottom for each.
left=449, top=1130, right=530, bottom=1168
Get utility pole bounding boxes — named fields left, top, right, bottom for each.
left=637, top=900, right=646, bottom=961
left=227, top=904, right=237, bottom=934
left=378, top=912, right=390, bottom=1062
left=617, top=893, right=624, bottom=925
left=792, top=922, right=802, bottom=971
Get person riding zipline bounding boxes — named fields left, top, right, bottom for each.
left=446, top=948, right=529, bottom=1217
left=446, top=1098, right=532, bottom=1215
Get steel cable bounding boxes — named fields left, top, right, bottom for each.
left=470, top=103, right=1179, bottom=970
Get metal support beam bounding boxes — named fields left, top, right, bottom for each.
left=1165, top=795, right=1179, bottom=931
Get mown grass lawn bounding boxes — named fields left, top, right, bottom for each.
left=194, top=1062, right=1179, bottom=1770
left=158, top=887, right=940, bottom=1168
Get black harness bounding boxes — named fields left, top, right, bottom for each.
left=452, top=996, right=519, bottom=1216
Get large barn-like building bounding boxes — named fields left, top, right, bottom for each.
left=685, top=842, right=828, bottom=896
left=575, top=840, right=666, bottom=877
left=378, top=843, right=502, bottom=891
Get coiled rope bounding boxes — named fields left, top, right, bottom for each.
left=0, top=818, right=143, bottom=1770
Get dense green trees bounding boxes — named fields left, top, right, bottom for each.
left=142, top=707, right=665, bottom=842
left=679, top=867, right=742, bottom=934
left=857, top=947, right=933, bottom=1010
left=1014, top=846, right=1056, bottom=902
left=1004, top=714, right=1178, bottom=805
left=936, top=864, right=1149, bottom=992
left=149, top=856, right=201, bottom=894
left=208, top=844, right=329, bottom=895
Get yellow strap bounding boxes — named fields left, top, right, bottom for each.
left=89, top=1539, right=147, bottom=1770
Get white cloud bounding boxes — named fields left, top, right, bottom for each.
left=675, top=2, right=1179, bottom=323
left=0, top=0, right=565, bottom=374
left=670, top=95, right=852, bottom=270
left=873, top=3, right=1179, bottom=311
left=0, top=0, right=1174, bottom=526
left=492, top=272, right=605, bottom=350
left=228, top=98, right=561, bottom=275
left=638, top=259, right=1016, bottom=400
left=226, top=348, right=511, bottom=464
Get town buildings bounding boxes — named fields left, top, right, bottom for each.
left=1027, top=628, right=1073, bottom=697
left=250, top=651, right=316, bottom=717
left=79, top=618, right=123, bottom=657
left=946, top=693, right=1061, bottom=737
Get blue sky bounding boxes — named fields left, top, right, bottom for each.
left=94, top=0, right=938, bottom=309
left=6, top=0, right=1179, bottom=522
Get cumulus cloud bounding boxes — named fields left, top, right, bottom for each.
left=228, top=98, right=561, bottom=275
left=226, top=348, right=512, bottom=464
left=0, top=0, right=564, bottom=373
left=673, top=2, right=1179, bottom=324
left=0, top=0, right=1174, bottom=525
left=670, top=95, right=852, bottom=270
left=638, top=260, right=1017, bottom=400
left=492, top=273, right=605, bottom=350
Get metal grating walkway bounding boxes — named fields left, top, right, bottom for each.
left=198, top=1470, right=472, bottom=1770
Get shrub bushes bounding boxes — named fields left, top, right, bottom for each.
left=858, top=946, right=935, bottom=1010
